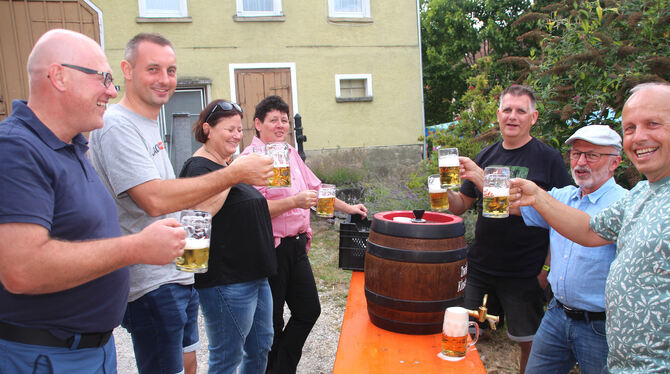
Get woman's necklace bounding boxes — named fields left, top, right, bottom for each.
left=203, top=146, right=230, bottom=166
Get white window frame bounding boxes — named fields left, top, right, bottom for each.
left=335, top=74, right=373, bottom=100
left=236, top=0, right=283, bottom=17
left=328, top=0, right=370, bottom=18
left=138, top=0, right=188, bottom=18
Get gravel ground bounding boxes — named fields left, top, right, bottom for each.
left=114, top=289, right=345, bottom=374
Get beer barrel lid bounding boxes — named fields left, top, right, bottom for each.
left=371, top=211, right=465, bottom=239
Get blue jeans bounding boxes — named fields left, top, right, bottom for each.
left=198, top=279, right=273, bottom=374
left=122, top=284, right=200, bottom=374
left=0, top=335, right=116, bottom=373
left=525, top=298, right=608, bottom=374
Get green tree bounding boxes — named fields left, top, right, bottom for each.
left=420, top=0, right=542, bottom=126
left=517, top=0, right=670, bottom=187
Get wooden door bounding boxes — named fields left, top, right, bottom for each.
left=234, top=68, right=294, bottom=150
left=0, top=0, right=100, bottom=120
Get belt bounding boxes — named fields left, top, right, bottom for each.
left=556, top=300, right=606, bottom=321
left=0, top=321, right=112, bottom=349
left=282, top=232, right=308, bottom=241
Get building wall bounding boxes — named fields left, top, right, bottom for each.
left=93, top=0, right=424, bottom=150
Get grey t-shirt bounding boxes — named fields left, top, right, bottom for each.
left=89, top=104, right=193, bottom=302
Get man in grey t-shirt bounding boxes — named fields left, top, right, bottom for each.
left=89, top=33, right=272, bottom=374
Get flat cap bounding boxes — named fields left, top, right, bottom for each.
left=565, top=125, right=622, bottom=151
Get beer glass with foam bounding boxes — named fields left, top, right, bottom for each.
left=266, top=142, right=291, bottom=188
left=482, top=166, right=510, bottom=218
left=316, top=184, right=336, bottom=218
left=428, top=174, right=449, bottom=211
left=176, top=210, right=211, bottom=273
left=438, top=306, right=479, bottom=361
left=438, top=147, right=460, bottom=189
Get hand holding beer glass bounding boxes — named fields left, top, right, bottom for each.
left=438, top=306, right=479, bottom=361
left=316, top=184, right=336, bottom=218
left=482, top=166, right=510, bottom=218
left=438, top=147, right=461, bottom=189
left=176, top=210, right=211, bottom=273
left=266, top=142, right=291, bottom=188
left=428, top=174, right=449, bottom=212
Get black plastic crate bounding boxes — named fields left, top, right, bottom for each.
left=338, top=214, right=371, bottom=271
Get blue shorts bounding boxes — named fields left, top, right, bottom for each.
left=0, top=335, right=116, bottom=373
left=122, top=283, right=200, bottom=374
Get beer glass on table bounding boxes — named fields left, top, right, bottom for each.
left=438, top=306, right=480, bottom=361
left=438, top=147, right=460, bottom=189
left=176, top=210, right=211, bottom=273
left=482, top=166, right=510, bottom=218
left=266, top=142, right=291, bottom=188
left=428, top=174, right=449, bottom=212
left=316, top=184, right=336, bottom=218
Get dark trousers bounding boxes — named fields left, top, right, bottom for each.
left=266, top=234, right=321, bottom=374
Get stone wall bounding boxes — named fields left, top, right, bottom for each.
left=304, top=144, right=424, bottom=179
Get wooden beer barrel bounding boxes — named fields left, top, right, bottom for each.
left=364, top=211, right=467, bottom=335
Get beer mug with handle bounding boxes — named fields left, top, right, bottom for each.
left=316, top=184, right=336, bottom=218
left=266, top=142, right=291, bottom=188
left=482, top=166, right=510, bottom=218
left=438, top=147, right=460, bottom=189
left=428, top=174, right=449, bottom=212
left=176, top=210, right=211, bottom=273
left=438, top=306, right=479, bottom=361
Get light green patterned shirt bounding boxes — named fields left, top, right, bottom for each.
left=590, top=175, right=670, bottom=373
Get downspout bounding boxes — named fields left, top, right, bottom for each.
left=416, top=0, right=427, bottom=160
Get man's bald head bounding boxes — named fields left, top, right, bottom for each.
left=25, top=29, right=117, bottom=142
left=27, top=29, right=105, bottom=85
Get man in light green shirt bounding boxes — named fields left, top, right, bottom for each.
left=511, top=82, right=670, bottom=373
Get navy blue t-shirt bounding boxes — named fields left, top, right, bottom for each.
left=461, top=138, right=571, bottom=277
left=0, top=100, right=128, bottom=336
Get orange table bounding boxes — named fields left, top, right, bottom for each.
left=333, top=272, right=486, bottom=374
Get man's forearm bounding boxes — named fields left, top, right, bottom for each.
left=532, top=189, right=608, bottom=247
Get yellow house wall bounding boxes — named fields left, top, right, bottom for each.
left=93, top=0, right=423, bottom=150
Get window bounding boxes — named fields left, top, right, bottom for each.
left=328, top=0, right=370, bottom=18
left=236, top=0, right=283, bottom=17
left=139, top=0, right=188, bottom=18
left=335, top=74, right=372, bottom=102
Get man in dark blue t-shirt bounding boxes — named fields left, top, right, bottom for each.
left=447, top=85, right=571, bottom=374
left=0, top=29, right=186, bottom=374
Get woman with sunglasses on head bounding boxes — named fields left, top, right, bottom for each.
left=178, top=99, right=276, bottom=374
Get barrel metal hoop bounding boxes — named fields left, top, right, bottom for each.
left=367, top=311, right=442, bottom=335
left=370, top=219, right=465, bottom=239
left=364, top=288, right=464, bottom=312
left=366, top=242, right=467, bottom=263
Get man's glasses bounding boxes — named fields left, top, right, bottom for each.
left=61, top=63, right=114, bottom=88
left=205, top=102, right=242, bottom=124
left=569, top=150, right=619, bottom=163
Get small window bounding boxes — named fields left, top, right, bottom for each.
left=328, top=0, right=370, bottom=18
left=335, top=74, right=372, bottom=102
left=236, top=0, right=283, bottom=17
left=139, top=0, right=188, bottom=18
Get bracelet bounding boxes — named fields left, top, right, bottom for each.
left=542, top=264, right=550, bottom=272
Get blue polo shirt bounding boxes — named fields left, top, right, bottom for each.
left=521, top=177, right=627, bottom=312
left=0, top=100, right=128, bottom=336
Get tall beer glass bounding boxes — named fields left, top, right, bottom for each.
left=176, top=210, right=211, bottom=273
left=438, top=306, right=479, bottom=361
left=316, top=184, right=336, bottom=218
left=428, top=174, right=449, bottom=211
left=438, top=147, right=460, bottom=189
left=482, top=166, right=510, bottom=218
left=266, top=142, right=291, bottom=188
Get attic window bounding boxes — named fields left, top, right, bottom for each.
left=335, top=74, right=373, bottom=102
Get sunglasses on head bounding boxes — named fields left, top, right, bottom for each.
left=205, top=102, right=242, bottom=124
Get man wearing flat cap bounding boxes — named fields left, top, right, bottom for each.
left=521, top=125, right=627, bottom=374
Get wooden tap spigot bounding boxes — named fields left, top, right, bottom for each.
left=466, top=294, right=500, bottom=330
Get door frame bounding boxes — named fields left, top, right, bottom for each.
left=228, top=62, right=299, bottom=147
